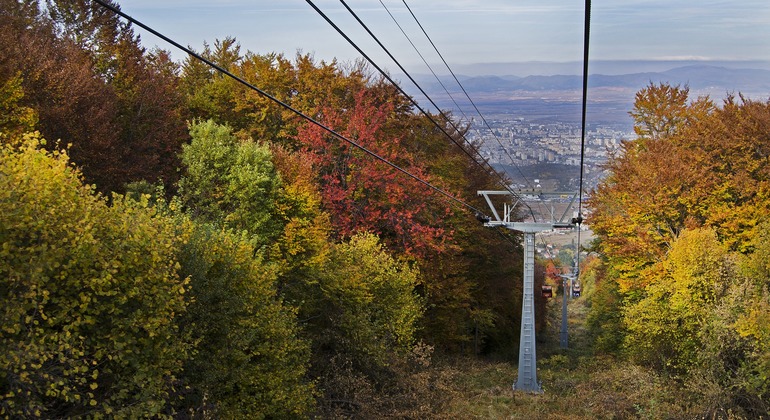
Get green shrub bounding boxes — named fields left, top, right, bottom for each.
left=175, top=219, right=314, bottom=417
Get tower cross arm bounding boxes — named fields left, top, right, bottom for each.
left=477, top=190, right=577, bottom=230
left=477, top=190, right=519, bottom=223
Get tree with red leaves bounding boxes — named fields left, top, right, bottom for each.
left=297, top=83, right=452, bottom=258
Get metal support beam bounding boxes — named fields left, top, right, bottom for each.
left=559, top=274, right=575, bottom=349
left=477, top=190, right=576, bottom=394
left=515, top=231, right=542, bottom=393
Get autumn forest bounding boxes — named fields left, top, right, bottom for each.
left=1, top=1, right=769, bottom=418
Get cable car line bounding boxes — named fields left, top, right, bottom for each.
left=575, top=0, right=591, bottom=276
left=310, top=0, right=540, bottom=223
left=327, top=0, right=514, bottom=195
left=308, top=0, right=525, bottom=205
left=376, top=0, right=473, bottom=125
left=394, top=0, right=547, bottom=222
left=380, top=0, right=535, bottom=208
left=578, top=0, right=591, bottom=222
left=400, top=0, right=553, bottom=223
left=91, top=0, right=489, bottom=218
left=400, top=0, right=534, bottom=190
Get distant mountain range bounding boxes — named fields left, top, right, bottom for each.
left=449, top=59, right=770, bottom=77
left=411, top=65, right=770, bottom=98
left=398, top=62, right=770, bottom=126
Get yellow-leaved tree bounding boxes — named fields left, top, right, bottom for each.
left=623, top=228, right=729, bottom=373
left=588, top=83, right=770, bottom=416
left=0, top=135, right=189, bottom=417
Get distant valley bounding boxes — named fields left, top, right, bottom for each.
left=397, top=61, right=770, bottom=189
left=401, top=62, right=770, bottom=128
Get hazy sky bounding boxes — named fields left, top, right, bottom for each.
left=117, top=0, right=770, bottom=74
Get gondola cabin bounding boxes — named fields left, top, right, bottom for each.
left=542, top=285, right=553, bottom=298
left=572, top=283, right=581, bottom=298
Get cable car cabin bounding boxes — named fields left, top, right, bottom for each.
left=572, top=283, right=581, bottom=298
left=541, top=285, right=553, bottom=298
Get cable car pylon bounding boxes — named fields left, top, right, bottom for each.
left=477, top=190, right=578, bottom=394
left=559, top=269, right=577, bottom=349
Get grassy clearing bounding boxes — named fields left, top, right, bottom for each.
left=427, top=296, right=708, bottom=419
left=329, top=293, right=751, bottom=419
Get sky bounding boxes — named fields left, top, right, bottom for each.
left=116, top=0, right=770, bottom=76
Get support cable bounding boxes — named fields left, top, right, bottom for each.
left=315, top=0, right=536, bottom=221
left=400, top=0, right=534, bottom=190
left=578, top=0, right=591, bottom=219
left=91, top=0, right=488, bottom=217
left=575, top=0, right=592, bottom=276
left=395, top=0, right=543, bottom=221
left=309, top=0, right=524, bottom=204
left=376, top=0, right=472, bottom=124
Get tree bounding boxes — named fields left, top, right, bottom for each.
left=588, top=84, right=770, bottom=415
left=267, top=144, right=334, bottom=309
left=297, top=84, right=451, bottom=258
left=178, top=46, right=524, bottom=355
left=623, top=228, right=729, bottom=373
left=732, top=219, right=770, bottom=405
left=589, top=135, right=704, bottom=292
left=180, top=37, right=252, bottom=130
left=174, top=218, right=314, bottom=418
left=681, top=96, right=770, bottom=252
left=306, top=233, right=424, bottom=415
left=178, top=119, right=284, bottom=248
left=583, top=256, right=626, bottom=353
left=0, top=136, right=189, bottom=417
left=1, top=1, right=187, bottom=194
left=315, top=233, right=422, bottom=369
left=590, top=83, right=718, bottom=292
left=628, top=83, right=710, bottom=140
left=0, top=5, right=121, bottom=190
left=0, top=73, right=37, bottom=145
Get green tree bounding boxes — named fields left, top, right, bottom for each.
left=318, top=233, right=422, bottom=367
left=179, top=46, right=523, bottom=354
left=307, top=233, right=424, bottom=415
left=178, top=119, right=283, bottom=248
left=174, top=118, right=425, bottom=413
left=583, top=257, right=626, bottom=353
left=175, top=218, right=314, bottom=418
left=180, top=37, right=250, bottom=129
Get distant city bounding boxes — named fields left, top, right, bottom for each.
left=469, top=118, right=631, bottom=192
left=404, top=61, right=770, bottom=193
